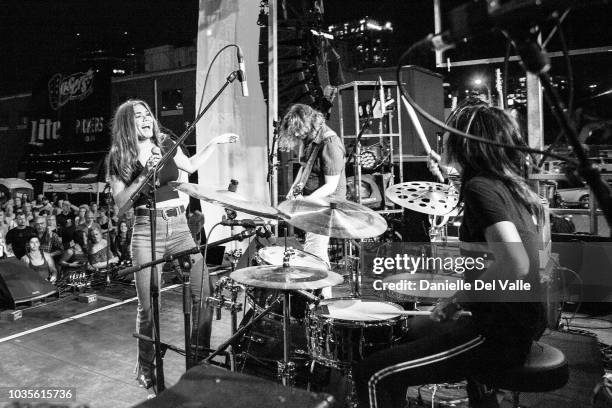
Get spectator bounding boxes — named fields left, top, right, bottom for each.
left=113, top=219, right=132, bottom=263
left=74, top=205, right=88, bottom=226
left=0, top=210, right=10, bottom=238
left=5, top=213, right=37, bottom=259
left=78, top=211, right=101, bottom=234
left=21, top=236, right=58, bottom=283
left=90, top=202, right=99, bottom=218
left=59, top=229, right=90, bottom=273
left=4, top=206, right=16, bottom=228
left=13, top=197, right=22, bottom=213
left=34, top=216, right=63, bottom=260
left=88, top=226, right=119, bottom=269
left=0, top=231, right=7, bottom=258
left=57, top=202, right=77, bottom=249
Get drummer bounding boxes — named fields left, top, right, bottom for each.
left=352, top=98, right=546, bottom=407
left=278, top=104, right=347, bottom=297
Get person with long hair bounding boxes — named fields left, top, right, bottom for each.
left=352, top=99, right=547, bottom=408
left=107, top=99, right=238, bottom=390
left=278, top=103, right=346, bottom=297
left=21, top=236, right=58, bottom=283
left=113, top=219, right=132, bottom=263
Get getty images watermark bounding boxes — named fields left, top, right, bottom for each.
left=361, top=242, right=552, bottom=302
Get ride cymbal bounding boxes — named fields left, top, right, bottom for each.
left=277, top=197, right=387, bottom=239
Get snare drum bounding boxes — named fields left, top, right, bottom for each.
left=306, top=298, right=408, bottom=368
left=247, top=245, right=329, bottom=319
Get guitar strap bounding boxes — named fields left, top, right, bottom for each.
left=298, top=142, right=324, bottom=189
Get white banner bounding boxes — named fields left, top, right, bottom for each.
left=196, top=0, right=269, bottom=241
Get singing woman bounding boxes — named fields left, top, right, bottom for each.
left=108, top=99, right=238, bottom=389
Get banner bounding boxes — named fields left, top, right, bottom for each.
left=196, top=0, right=269, bottom=240
left=28, top=67, right=111, bottom=153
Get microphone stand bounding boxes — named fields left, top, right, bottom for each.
left=511, top=34, right=612, bottom=230
left=118, top=228, right=258, bottom=370
left=118, top=70, right=241, bottom=393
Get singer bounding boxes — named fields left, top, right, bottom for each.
left=108, top=99, right=238, bottom=389
left=352, top=99, right=546, bottom=408
left=278, top=104, right=346, bottom=296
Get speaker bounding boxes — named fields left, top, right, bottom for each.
left=133, top=363, right=335, bottom=408
left=0, top=258, right=58, bottom=309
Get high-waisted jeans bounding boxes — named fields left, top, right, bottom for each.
left=131, top=213, right=212, bottom=373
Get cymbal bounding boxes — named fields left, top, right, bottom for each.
left=385, top=181, right=459, bottom=216
left=170, top=182, right=284, bottom=219
left=382, top=273, right=462, bottom=302
left=230, top=265, right=344, bottom=290
left=277, top=197, right=387, bottom=239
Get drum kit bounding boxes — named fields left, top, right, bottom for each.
left=171, top=180, right=461, bottom=400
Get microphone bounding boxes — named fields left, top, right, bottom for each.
left=257, top=224, right=277, bottom=245
left=151, top=146, right=161, bottom=156
left=236, top=47, right=249, bottom=97
left=221, top=217, right=276, bottom=228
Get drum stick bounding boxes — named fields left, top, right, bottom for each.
left=400, top=95, right=445, bottom=182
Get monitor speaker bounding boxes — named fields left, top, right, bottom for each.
left=0, top=258, right=58, bottom=309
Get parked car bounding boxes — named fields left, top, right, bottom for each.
left=556, top=186, right=590, bottom=208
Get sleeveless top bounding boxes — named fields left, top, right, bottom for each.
left=26, top=250, right=52, bottom=281
left=129, top=138, right=180, bottom=207
left=89, top=244, right=113, bottom=267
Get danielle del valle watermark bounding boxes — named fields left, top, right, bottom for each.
left=358, top=241, right=610, bottom=303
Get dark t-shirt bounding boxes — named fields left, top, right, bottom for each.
left=459, top=176, right=546, bottom=345
left=301, top=126, right=347, bottom=198
left=5, top=226, right=36, bottom=259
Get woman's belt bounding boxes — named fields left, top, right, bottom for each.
left=134, top=205, right=186, bottom=219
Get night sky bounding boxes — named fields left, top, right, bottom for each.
left=2, top=0, right=611, bottom=117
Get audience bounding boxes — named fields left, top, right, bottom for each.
left=113, top=220, right=132, bottom=263
left=0, top=193, right=135, bottom=279
left=5, top=213, right=37, bottom=259
left=88, top=226, right=119, bottom=269
left=21, top=236, right=58, bottom=283
left=34, top=215, right=63, bottom=260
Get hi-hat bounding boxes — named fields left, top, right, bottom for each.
left=230, top=265, right=344, bottom=290
left=278, top=197, right=387, bottom=239
left=385, top=181, right=459, bottom=216
left=170, top=182, right=284, bottom=219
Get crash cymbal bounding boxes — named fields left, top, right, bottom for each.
left=170, top=182, right=283, bottom=219
left=277, top=197, right=387, bottom=239
left=230, top=265, right=344, bottom=290
left=385, top=181, right=459, bottom=216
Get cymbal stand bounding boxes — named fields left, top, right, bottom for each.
left=207, top=276, right=243, bottom=371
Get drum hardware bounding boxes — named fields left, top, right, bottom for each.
left=228, top=265, right=343, bottom=386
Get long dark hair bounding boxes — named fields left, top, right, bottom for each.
left=108, top=100, right=166, bottom=184
left=445, top=99, right=544, bottom=222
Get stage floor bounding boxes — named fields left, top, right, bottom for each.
left=0, top=281, right=608, bottom=408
